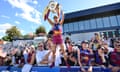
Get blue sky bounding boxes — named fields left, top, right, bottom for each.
left=0, top=0, right=120, bottom=38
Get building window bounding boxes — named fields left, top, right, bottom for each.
left=108, top=31, right=113, bottom=38
left=96, top=18, right=104, bottom=28
left=84, top=20, right=90, bottom=30
left=68, top=23, right=74, bottom=32
left=64, top=24, right=69, bottom=32
left=78, top=21, right=84, bottom=30
left=102, top=17, right=111, bottom=28
left=103, top=32, right=107, bottom=38
left=90, top=19, right=97, bottom=29
left=73, top=22, right=79, bottom=31
left=63, top=24, right=65, bottom=32
left=114, top=30, right=119, bottom=37
left=116, top=15, right=120, bottom=26
left=109, top=15, right=118, bottom=26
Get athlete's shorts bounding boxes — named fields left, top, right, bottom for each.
left=52, top=35, right=63, bottom=44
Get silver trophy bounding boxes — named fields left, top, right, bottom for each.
left=48, top=0, right=61, bottom=13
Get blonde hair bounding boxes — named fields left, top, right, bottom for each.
left=94, top=33, right=101, bottom=40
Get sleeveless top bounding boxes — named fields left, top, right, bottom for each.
left=52, top=23, right=62, bottom=35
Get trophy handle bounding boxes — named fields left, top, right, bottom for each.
left=43, top=6, right=50, bottom=21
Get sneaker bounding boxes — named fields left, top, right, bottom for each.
left=88, top=66, right=93, bottom=72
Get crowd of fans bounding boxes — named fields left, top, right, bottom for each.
left=0, top=33, right=120, bottom=72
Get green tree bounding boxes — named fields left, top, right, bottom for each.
left=23, top=34, right=29, bottom=38
left=5, top=26, right=22, bottom=41
left=2, top=36, right=10, bottom=41
left=35, top=26, right=46, bottom=35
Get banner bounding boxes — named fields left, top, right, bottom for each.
left=0, top=66, right=112, bottom=72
